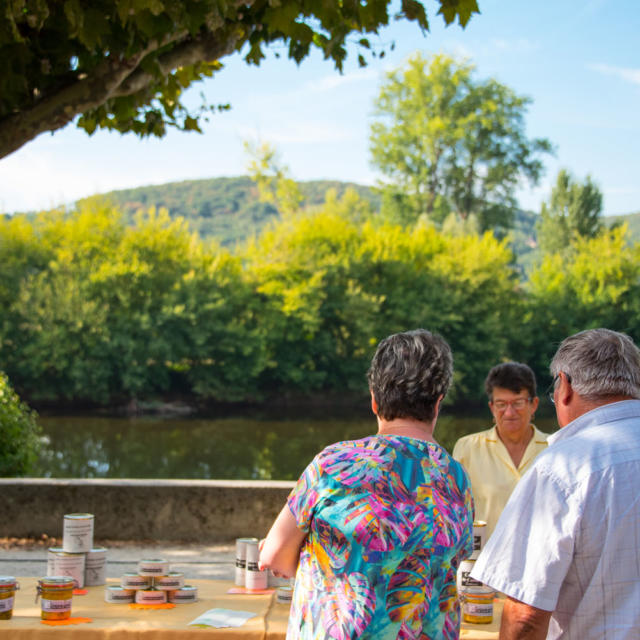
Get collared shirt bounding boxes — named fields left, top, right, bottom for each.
left=452, top=424, right=549, bottom=537
left=286, top=435, right=473, bottom=640
left=472, top=400, right=640, bottom=639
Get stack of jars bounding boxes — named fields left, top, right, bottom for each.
left=106, top=558, right=198, bottom=605
left=46, top=513, right=107, bottom=589
left=457, top=520, right=495, bottom=624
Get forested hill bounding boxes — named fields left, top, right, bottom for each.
left=88, top=175, right=638, bottom=254
left=94, top=177, right=381, bottom=246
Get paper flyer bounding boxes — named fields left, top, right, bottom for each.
left=188, top=608, right=257, bottom=628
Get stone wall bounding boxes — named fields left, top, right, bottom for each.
left=0, top=479, right=295, bottom=542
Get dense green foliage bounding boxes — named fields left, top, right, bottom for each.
left=0, top=0, right=480, bottom=159
left=369, top=53, right=553, bottom=231
left=3, top=185, right=638, bottom=412
left=0, top=372, right=41, bottom=475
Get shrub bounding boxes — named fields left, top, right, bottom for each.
left=0, top=372, right=41, bottom=476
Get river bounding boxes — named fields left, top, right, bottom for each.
left=34, top=409, right=558, bottom=480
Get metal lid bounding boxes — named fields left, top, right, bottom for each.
left=38, top=576, right=75, bottom=588
left=0, top=576, right=17, bottom=588
left=139, top=558, right=167, bottom=563
left=64, top=513, right=94, bottom=519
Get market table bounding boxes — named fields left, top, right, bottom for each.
left=1, top=578, right=501, bottom=639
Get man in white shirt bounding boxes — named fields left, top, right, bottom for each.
left=472, top=328, right=640, bottom=639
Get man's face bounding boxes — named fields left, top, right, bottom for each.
left=489, top=386, right=539, bottom=441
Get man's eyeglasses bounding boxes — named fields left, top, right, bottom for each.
left=547, top=373, right=572, bottom=404
left=491, top=398, right=531, bottom=411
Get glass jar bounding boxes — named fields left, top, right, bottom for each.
left=37, top=576, right=74, bottom=621
left=462, top=591, right=494, bottom=624
left=0, top=576, right=19, bottom=620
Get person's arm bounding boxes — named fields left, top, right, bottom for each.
left=258, top=503, right=306, bottom=578
left=499, top=597, right=552, bottom=640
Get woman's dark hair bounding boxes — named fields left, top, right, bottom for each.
left=367, top=329, right=453, bottom=422
left=484, top=362, right=537, bottom=399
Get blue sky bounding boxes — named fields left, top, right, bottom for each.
left=1, top=0, right=638, bottom=215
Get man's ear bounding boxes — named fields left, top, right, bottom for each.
left=558, top=372, right=573, bottom=407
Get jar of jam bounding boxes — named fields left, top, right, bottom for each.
left=462, top=591, right=494, bottom=624
left=0, top=576, right=19, bottom=620
left=37, top=576, right=74, bottom=621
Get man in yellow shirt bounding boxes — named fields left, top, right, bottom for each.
left=452, top=362, right=549, bottom=537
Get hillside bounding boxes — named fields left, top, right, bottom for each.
left=92, top=176, right=380, bottom=247
left=56, top=176, right=640, bottom=255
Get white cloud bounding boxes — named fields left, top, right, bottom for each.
left=236, top=120, right=355, bottom=145
left=490, top=38, right=539, bottom=53
left=303, top=67, right=379, bottom=93
left=589, top=63, right=640, bottom=86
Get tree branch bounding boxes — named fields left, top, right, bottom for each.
left=0, top=22, right=244, bottom=160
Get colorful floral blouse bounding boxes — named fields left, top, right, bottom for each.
left=286, top=435, right=473, bottom=640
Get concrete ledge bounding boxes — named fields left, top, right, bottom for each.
left=0, top=479, right=295, bottom=542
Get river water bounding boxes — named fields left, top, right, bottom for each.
left=34, top=410, right=558, bottom=480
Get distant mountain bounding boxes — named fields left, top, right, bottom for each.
left=92, top=176, right=380, bottom=247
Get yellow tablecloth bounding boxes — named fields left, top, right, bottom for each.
left=1, top=578, right=500, bottom=639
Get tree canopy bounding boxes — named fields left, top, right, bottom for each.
left=369, top=53, right=553, bottom=231
left=537, top=169, right=603, bottom=254
left=0, top=0, right=480, bottom=160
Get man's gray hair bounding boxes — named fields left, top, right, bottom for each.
left=551, top=328, right=640, bottom=400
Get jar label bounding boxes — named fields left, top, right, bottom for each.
left=0, top=597, right=14, bottom=612
left=465, top=602, right=493, bottom=616
left=41, top=598, right=72, bottom=612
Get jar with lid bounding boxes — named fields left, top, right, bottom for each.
left=0, top=577, right=19, bottom=620
left=37, top=576, right=74, bottom=621
left=462, top=591, right=494, bottom=624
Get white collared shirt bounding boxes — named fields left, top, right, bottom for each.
left=472, top=400, right=640, bottom=639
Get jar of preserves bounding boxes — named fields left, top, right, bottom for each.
left=37, top=576, right=74, bottom=621
left=0, top=577, right=19, bottom=620
left=462, top=591, right=494, bottom=624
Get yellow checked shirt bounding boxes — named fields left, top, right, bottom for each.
left=452, top=425, right=549, bottom=538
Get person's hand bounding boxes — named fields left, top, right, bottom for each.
left=258, top=538, right=267, bottom=571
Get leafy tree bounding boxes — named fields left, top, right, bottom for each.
left=370, top=53, right=552, bottom=231
left=245, top=140, right=304, bottom=215
left=0, top=372, right=41, bottom=476
left=537, top=169, right=603, bottom=254
left=0, top=0, right=479, bottom=159
left=519, top=225, right=640, bottom=386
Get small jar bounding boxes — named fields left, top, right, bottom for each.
left=276, top=586, right=293, bottom=605
left=462, top=591, right=494, bottom=624
left=135, top=588, right=167, bottom=605
left=168, top=585, right=198, bottom=604
left=37, top=576, right=74, bottom=621
left=153, top=573, right=185, bottom=591
left=0, top=576, right=19, bottom=620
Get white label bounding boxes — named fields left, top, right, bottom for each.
left=41, top=598, right=72, bottom=613
left=245, top=564, right=268, bottom=590
left=464, top=602, right=493, bottom=616
left=0, top=597, right=14, bottom=612
left=63, top=518, right=94, bottom=552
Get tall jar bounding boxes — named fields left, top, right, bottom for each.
left=0, top=577, right=19, bottom=620
left=37, top=576, right=74, bottom=621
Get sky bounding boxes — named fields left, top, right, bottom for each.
left=1, top=0, right=639, bottom=216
